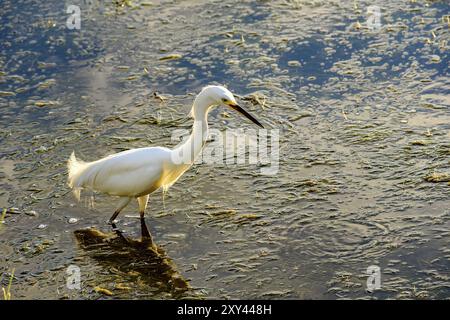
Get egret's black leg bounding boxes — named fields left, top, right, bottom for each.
left=108, top=197, right=132, bottom=224
left=137, top=195, right=154, bottom=244
left=111, top=222, right=129, bottom=243
left=108, top=210, right=120, bottom=224
left=140, top=216, right=152, bottom=240
left=140, top=216, right=158, bottom=253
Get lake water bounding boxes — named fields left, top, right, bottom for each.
left=0, top=0, right=449, bottom=299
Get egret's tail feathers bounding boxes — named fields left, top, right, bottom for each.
left=67, top=151, right=89, bottom=201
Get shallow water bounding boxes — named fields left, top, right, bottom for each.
left=0, top=0, right=449, bottom=299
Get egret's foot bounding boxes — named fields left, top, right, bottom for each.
left=140, top=217, right=157, bottom=251
left=111, top=223, right=129, bottom=243
left=140, top=218, right=151, bottom=239
left=108, top=208, right=123, bottom=225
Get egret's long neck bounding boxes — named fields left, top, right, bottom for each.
left=172, top=94, right=211, bottom=166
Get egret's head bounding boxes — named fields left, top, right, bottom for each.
left=193, top=85, right=264, bottom=128
left=201, top=85, right=238, bottom=107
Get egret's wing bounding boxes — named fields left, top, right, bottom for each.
left=73, top=147, right=171, bottom=197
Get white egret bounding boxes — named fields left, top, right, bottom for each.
left=67, top=85, right=263, bottom=228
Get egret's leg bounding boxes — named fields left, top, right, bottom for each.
left=137, top=194, right=149, bottom=219
left=140, top=216, right=154, bottom=244
left=108, top=197, right=132, bottom=224
left=137, top=195, right=154, bottom=243
left=111, top=222, right=130, bottom=243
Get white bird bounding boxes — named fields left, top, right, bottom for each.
left=67, top=85, right=263, bottom=229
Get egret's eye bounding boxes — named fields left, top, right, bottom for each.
left=221, top=98, right=228, bottom=103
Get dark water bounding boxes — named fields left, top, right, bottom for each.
left=0, top=0, right=449, bottom=299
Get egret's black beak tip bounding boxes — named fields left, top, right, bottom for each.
left=230, top=104, right=264, bottom=129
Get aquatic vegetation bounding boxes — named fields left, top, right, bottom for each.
left=0, top=209, right=6, bottom=227
left=159, top=54, right=183, bottom=61
left=2, top=269, right=14, bottom=300
left=93, top=286, right=114, bottom=296
left=424, top=172, right=450, bottom=183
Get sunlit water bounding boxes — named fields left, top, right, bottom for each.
left=0, top=0, right=449, bottom=299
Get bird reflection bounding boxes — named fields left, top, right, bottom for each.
left=74, top=218, right=190, bottom=297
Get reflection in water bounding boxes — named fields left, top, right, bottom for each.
left=74, top=218, right=190, bottom=298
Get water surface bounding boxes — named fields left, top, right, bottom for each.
left=0, top=0, right=449, bottom=299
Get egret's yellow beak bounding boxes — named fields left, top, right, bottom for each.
left=227, top=102, right=264, bottom=128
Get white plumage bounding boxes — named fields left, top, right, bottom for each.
left=69, top=147, right=170, bottom=198
left=67, top=85, right=263, bottom=225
